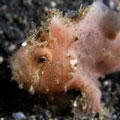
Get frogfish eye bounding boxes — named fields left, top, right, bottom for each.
left=35, top=55, right=47, bottom=64
left=34, top=48, right=52, bottom=64
left=39, top=57, right=47, bottom=63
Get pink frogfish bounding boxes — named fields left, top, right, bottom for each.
left=10, top=0, right=120, bottom=114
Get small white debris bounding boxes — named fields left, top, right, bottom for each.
left=0, top=30, right=3, bottom=34
left=70, top=59, right=78, bottom=67
left=52, top=16, right=59, bottom=24
left=56, top=79, right=60, bottom=84
left=21, top=42, right=27, bottom=47
left=0, top=56, right=4, bottom=64
left=44, top=6, right=49, bottom=12
left=73, top=100, right=78, bottom=107
left=109, top=0, right=115, bottom=9
left=64, top=86, right=67, bottom=93
left=8, top=44, right=16, bottom=51
left=19, top=83, right=23, bottom=89
left=29, top=85, right=35, bottom=94
left=12, top=112, right=27, bottom=120
left=0, top=118, right=4, bottom=120
left=81, top=32, right=85, bottom=37
left=104, top=81, right=109, bottom=86
left=51, top=1, right=56, bottom=7
left=73, top=66, right=77, bottom=71
left=102, top=48, right=106, bottom=51
left=70, top=59, right=78, bottom=71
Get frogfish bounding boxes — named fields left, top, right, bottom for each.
left=10, top=0, right=120, bottom=113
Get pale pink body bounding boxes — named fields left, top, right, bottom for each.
left=10, top=1, right=120, bottom=113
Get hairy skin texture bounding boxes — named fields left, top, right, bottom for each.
left=10, top=1, right=120, bottom=114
